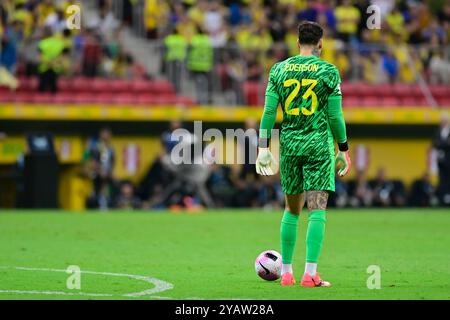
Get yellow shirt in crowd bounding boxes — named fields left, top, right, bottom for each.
left=386, top=11, right=405, bottom=36
left=278, top=0, right=306, bottom=10
left=61, top=1, right=83, bottom=19
left=335, top=5, right=361, bottom=34
left=144, top=0, right=169, bottom=31
left=187, top=4, right=204, bottom=28
left=12, top=8, right=33, bottom=37
left=321, top=36, right=338, bottom=65
left=176, top=19, right=197, bottom=42
left=36, top=3, right=56, bottom=26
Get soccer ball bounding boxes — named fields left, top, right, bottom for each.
left=255, top=250, right=282, bottom=281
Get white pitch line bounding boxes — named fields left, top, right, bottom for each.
left=148, top=295, right=173, bottom=300
left=0, top=266, right=174, bottom=298
left=0, top=290, right=112, bottom=297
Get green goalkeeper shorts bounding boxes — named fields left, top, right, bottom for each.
left=280, top=154, right=335, bottom=195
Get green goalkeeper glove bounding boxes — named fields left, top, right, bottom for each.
left=256, top=147, right=279, bottom=176
left=335, top=150, right=351, bottom=177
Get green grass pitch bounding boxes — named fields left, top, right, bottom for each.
left=0, top=209, right=449, bottom=300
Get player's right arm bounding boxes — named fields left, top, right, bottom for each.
left=327, top=67, right=351, bottom=176
left=256, top=64, right=280, bottom=176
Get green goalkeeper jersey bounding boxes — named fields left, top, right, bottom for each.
left=261, top=55, right=346, bottom=158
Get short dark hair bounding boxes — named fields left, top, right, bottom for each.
left=298, top=21, right=323, bottom=45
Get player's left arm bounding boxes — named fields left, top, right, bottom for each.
left=256, top=64, right=280, bottom=176
left=327, top=70, right=351, bottom=177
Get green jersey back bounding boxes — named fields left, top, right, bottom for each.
left=266, top=55, right=341, bottom=158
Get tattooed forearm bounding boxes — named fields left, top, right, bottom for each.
left=306, top=191, right=328, bottom=210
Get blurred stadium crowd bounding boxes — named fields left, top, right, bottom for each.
left=0, top=0, right=147, bottom=88
left=152, top=0, right=450, bottom=86
left=1, top=1, right=449, bottom=88
left=127, top=0, right=450, bottom=105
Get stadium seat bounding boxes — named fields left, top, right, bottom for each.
left=0, top=91, right=15, bottom=103
left=110, top=79, right=131, bottom=93
left=73, top=93, right=96, bottom=104
left=136, top=93, right=157, bottom=105
left=430, top=86, right=450, bottom=98
left=151, top=80, right=175, bottom=94
left=343, top=97, right=361, bottom=107
left=18, top=77, right=38, bottom=90
left=0, top=86, right=12, bottom=95
left=52, top=92, right=75, bottom=104
left=93, top=93, right=115, bottom=105
left=12, top=92, right=34, bottom=103
left=9, top=77, right=445, bottom=109
left=340, top=82, right=357, bottom=94
left=70, top=77, right=92, bottom=93
left=371, top=84, right=392, bottom=96
left=243, top=82, right=262, bottom=106
left=380, top=96, right=401, bottom=106
left=354, top=83, right=374, bottom=93
left=17, top=77, right=38, bottom=93
left=392, top=84, right=413, bottom=97
left=155, top=94, right=178, bottom=104
left=415, top=97, right=428, bottom=106
left=400, top=96, right=428, bottom=106
left=130, top=80, right=154, bottom=93
left=175, top=96, right=196, bottom=106
left=58, top=78, right=72, bottom=92
left=362, top=96, right=381, bottom=106
left=31, top=93, right=54, bottom=104
left=437, top=97, right=450, bottom=107
left=90, top=79, right=112, bottom=93
left=111, top=94, right=137, bottom=105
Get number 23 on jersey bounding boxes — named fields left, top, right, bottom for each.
left=283, top=78, right=318, bottom=116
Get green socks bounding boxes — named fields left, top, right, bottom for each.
left=306, top=210, right=326, bottom=263
left=280, top=209, right=327, bottom=265
left=280, top=210, right=299, bottom=264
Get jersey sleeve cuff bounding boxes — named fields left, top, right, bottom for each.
left=338, top=141, right=349, bottom=152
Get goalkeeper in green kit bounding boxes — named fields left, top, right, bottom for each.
left=256, top=21, right=351, bottom=287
